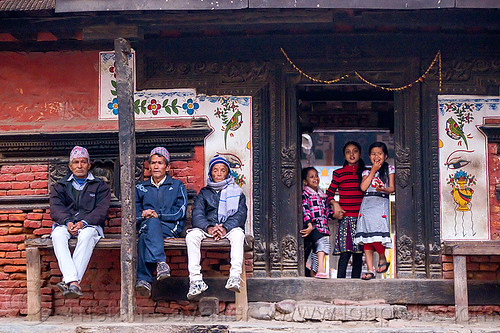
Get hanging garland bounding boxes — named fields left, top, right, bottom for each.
left=280, top=48, right=442, bottom=92
left=280, top=48, right=349, bottom=84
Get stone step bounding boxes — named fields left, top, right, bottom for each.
left=248, top=300, right=408, bottom=322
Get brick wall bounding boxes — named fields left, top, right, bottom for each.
left=407, top=305, right=500, bottom=318
left=0, top=157, right=254, bottom=317
left=0, top=165, right=48, bottom=197
left=441, top=142, right=500, bottom=280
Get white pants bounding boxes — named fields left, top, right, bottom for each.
left=186, top=227, right=245, bottom=282
left=51, top=226, right=101, bottom=284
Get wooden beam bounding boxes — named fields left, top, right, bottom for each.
left=153, top=277, right=500, bottom=305
left=115, top=37, right=137, bottom=323
left=26, top=247, right=41, bottom=321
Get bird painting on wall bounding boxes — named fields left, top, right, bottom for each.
left=446, top=117, right=469, bottom=149
left=224, top=111, right=243, bottom=149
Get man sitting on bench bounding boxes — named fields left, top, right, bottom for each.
left=135, top=147, right=188, bottom=298
left=186, top=155, right=247, bottom=299
left=50, top=146, right=111, bottom=298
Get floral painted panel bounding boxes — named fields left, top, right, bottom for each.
left=438, top=96, right=500, bottom=241
left=99, top=51, right=253, bottom=231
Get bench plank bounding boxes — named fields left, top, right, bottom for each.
left=25, top=235, right=254, bottom=251
left=443, top=241, right=500, bottom=255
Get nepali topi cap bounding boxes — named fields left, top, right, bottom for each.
left=150, top=146, right=170, bottom=163
left=70, top=146, right=89, bottom=162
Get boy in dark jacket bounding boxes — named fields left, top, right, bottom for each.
left=186, top=155, right=247, bottom=299
left=50, top=146, right=111, bottom=298
left=135, top=147, right=188, bottom=297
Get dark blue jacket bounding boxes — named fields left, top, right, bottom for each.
left=50, top=173, right=111, bottom=228
left=135, top=175, right=187, bottom=237
left=192, top=186, right=247, bottom=233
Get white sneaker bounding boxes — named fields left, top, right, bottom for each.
left=187, top=280, right=208, bottom=300
left=225, top=276, right=242, bottom=293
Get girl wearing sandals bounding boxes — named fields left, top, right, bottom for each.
left=326, top=141, right=366, bottom=279
left=354, top=142, right=395, bottom=280
left=301, top=167, right=332, bottom=279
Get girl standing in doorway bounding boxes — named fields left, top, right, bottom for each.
left=355, top=141, right=395, bottom=280
left=326, top=141, right=366, bottom=278
left=301, top=167, right=331, bottom=278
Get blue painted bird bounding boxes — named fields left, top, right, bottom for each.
left=446, top=117, right=468, bottom=149
left=224, top=111, right=243, bottom=149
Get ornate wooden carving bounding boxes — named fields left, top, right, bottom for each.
left=138, top=58, right=270, bottom=91
left=280, top=235, right=298, bottom=277
left=281, top=146, right=297, bottom=188
left=397, top=234, right=413, bottom=264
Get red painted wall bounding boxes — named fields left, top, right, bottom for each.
left=0, top=51, right=191, bottom=132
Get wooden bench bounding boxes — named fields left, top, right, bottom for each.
left=25, top=234, right=254, bottom=321
left=443, top=240, right=500, bottom=323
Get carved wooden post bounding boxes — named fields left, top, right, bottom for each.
left=115, top=37, right=137, bottom=322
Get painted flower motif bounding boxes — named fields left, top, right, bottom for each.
left=182, top=98, right=199, bottom=115
left=108, top=98, right=119, bottom=115
left=109, top=63, right=116, bottom=78
left=147, top=99, right=161, bottom=115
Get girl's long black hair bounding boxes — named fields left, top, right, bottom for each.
left=368, top=141, right=389, bottom=184
left=342, top=141, right=365, bottom=185
left=301, top=167, right=317, bottom=182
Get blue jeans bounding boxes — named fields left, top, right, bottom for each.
left=137, top=218, right=176, bottom=283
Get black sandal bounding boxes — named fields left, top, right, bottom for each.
left=361, top=271, right=376, bottom=280
left=377, top=261, right=390, bottom=273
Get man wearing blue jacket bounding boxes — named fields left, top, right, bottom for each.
left=186, top=155, right=247, bottom=299
left=135, top=147, right=188, bottom=297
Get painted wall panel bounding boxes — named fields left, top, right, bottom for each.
left=438, top=96, right=500, bottom=241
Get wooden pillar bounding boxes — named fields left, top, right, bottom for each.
left=115, top=37, right=137, bottom=322
left=26, top=247, right=41, bottom=321
left=453, top=255, right=469, bottom=323
left=235, top=263, right=248, bottom=321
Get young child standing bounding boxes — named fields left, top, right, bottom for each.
left=326, top=141, right=366, bottom=279
left=301, top=167, right=331, bottom=279
left=354, top=142, right=395, bottom=280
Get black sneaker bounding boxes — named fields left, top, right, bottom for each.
left=135, top=280, right=152, bottom=298
left=56, top=281, right=68, bottom=294
left=63, top=284, right=83, bottom=298
left=156, top=262, right=171, bottom=281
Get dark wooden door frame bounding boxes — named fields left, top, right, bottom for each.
left=281, top=57, right=431, bottom=278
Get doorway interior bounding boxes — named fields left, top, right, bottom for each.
left=298, top=83, right=396, bottom=279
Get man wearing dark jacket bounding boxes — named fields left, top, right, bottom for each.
left=50, top=146, right=111, bottom=298
left=186, top=155, right=247, bottom=299
left=135, top=147, right=188, bottom=297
